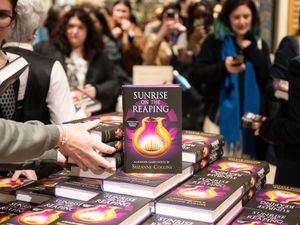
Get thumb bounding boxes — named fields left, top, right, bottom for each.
left=11, top=171, right=21, bottom=181
left=80, top=120, right=100, bottom=131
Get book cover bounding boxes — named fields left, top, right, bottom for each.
left=273, top=78, right=289, bottom=92
left=203, top=157, right=269, bottom=188
left=70, top=87, right=102, bottom=113
left=193, top=148, right=224, bottom=173
left=55, top=177, right=102, bottom=201
left=245, top=184, right=300, bottom=218
left=141, top=214, right=211, bottom=225
left=0, top=56, right=28, bottom=96
left=241, top=112, right=267, bottom=129
left=0, top=201, right=35, bottom=223
left=231, top=208, right=299, bottom=225
left=0, top=177, right=35, bottom=194
left=123, top=85, right=182, bottom=173
left=156, top=175, right=248, bottom=222
left=102, top=169, right=181, bottom=199
left=52, top=192, right=152, bottom=225
left=5, top=197, right=83, bottom=225
left=90, top=121, right=123, bottom=143
left=16, top=176, right=70, bottom=204
left=182, top=130, right=224, bottom=163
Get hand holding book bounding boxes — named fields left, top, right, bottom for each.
left=241, top=112, right=267, bottom=136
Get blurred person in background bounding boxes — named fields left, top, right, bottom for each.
left=34, top=5, right=120, bottom=113
left=189, top=0, right=271, bottom=158
left=110, top=0, right=145, bottom=77
left=176, top=0, right=193, bottom=28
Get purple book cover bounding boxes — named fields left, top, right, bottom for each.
left=6, top=198, right=83, bottom=224
left=0, top=177, right=34, bottom=193
left=141, top=214, right=211, bottom=225
left=159, top=175, right=244, bottom=210
left=105, top=169, right=176, bottom=187
left=245, top=184, right=300, bottom=217
left=122, top=85, right=182, bottom=173
left=231, top=208, right=299, bottom=225
left=52, top=192, right=151, bottom=224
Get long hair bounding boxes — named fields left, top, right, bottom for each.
left=51, top=5, right=104, bottom=61
left=215, top=0, right=260, bottom=40
left=113, top=0, right=132, bottom=12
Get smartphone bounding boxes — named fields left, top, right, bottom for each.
left=241, top=112, right=266, bottom=129
left=166, top=11, right=175, bottom=19
left=231, top=54, right=244, bottom=66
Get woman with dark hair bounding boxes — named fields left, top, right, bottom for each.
left=190, top=0, right=271, bottom=158
left=110, top=0, right=144, bottom=77
left=35, top=5, right=120, bottom=113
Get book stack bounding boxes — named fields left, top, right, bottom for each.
left=200, top=157, right=270, bottom=205
left=182, top=130, right=224, bottom=171
left=0, top=201, right=36, bottom=223
left=231, top=184, right=300, bottom=224
left=272, top=78, right=289, bottom=101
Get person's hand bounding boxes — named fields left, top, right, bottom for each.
left=190, top=25, right=206, bottom=41
left=112, top=26, right=122, bottom=39
left=225, top=56, right=246, bottom=74
left=56, top=120, right=117, bottom=173
left=83, top=84, right=96, bottom=99
left=120, top=19, right=131, bottom=32
left=12, top=170, right=37, bottom=180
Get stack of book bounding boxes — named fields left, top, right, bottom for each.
left=182, top=130, right=224, bottom=171
left=272, top=78, right=289, bottom=101
left=0, top=201, right=36, bottom=223
left=231, top=184, right=300, bottom=224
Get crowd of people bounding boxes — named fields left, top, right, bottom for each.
left=0, top=0, right=300, bottom=187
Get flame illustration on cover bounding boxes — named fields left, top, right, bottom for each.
left=235, top=221, right=277, bottom=225
left=73, top=205, right=118, bottom=223
left=0, top=178, right=23, bottom=188
left=132, top=117, right=171, bottom=157
left=0, top=212, right=15, bottom=223
left=18, top=209, right=64, bottom=224
left=178, top=185, right=218, bottom=200
left=265, top=190, right=300, bottom=203
left=218, top=162, right=254, bottom=172
left=182, top=134, right=208, bottom=143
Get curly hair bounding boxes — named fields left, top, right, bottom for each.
left=51, top=5, right=104, bottom=61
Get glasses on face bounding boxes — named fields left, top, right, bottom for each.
left=0, top=12, right=14, bottom=29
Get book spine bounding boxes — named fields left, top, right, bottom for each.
left=193, top=149, right=223, bottom=173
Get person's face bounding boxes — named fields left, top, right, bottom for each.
left=0, top=0, right=14, bottom=42
left=112, top=3, right=130, bottom=24
left=66, top=16, right=87, bottom=50
left=229, top=4, right=252, bottom=37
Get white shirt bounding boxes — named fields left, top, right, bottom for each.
left=4, top=42, right=78, bottom=124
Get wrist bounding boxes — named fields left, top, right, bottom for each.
left=55, top=125, right=67, bottom=149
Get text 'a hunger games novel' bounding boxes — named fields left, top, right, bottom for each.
left=122, top=85, right=182, bottom=173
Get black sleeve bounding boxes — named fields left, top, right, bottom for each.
left=259, top=57, right=300, bottom=144
left=243, top=39, right=271, bottom=94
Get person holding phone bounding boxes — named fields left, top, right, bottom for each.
left=189, top=0, right=271, bottom=158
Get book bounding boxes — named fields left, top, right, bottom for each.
left=70, top=87, right=102, bottom=113
left=245, top=184, right=300, bottom=218
left=0, top=192, right=15, bottom=203
left=182, top=130, right=224, bottom=163
left=132, top=65, right=173, bottom=85
left=69, top=150, right=124, bottom=165
left=193, top=148, right=224, bottom=173
left=16, top=176, right=70, bottom=204
left=141, top=214, right=213, bottom=225
left=155, top=174, right=249, bottom=222
left=0, top=56, right=28, bottom=96
left=66, top=111, right=123, bottom=124
left=90, top=121, right=123, bottom=143
left=231, top=208, right=300, bottom=225
left=52, top=192, right=152, bottom=225
left=0, top=177, right=35, bottom=195
left=5, top=197, right=83, bottom=224
left=102, top=163, right=193, bottom=199
left=241, top=112, right=267, bottom=129
left=202, top=157, right=270, bottom=189
left=55, top=177, right=102, bottom=201
left=0, top=201, right=36, bottom=223
left=273, top=78, right=289, bottom=101
left=122, top=85, right=182, bottom=173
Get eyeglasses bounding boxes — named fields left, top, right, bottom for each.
left=0, top=12, right=15, bottom=28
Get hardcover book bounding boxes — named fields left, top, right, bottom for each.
left=70, top=87, right=102, bottom=113
left=0, top=177, right=35, bottom=194
left=5, top=197, right=83, bottom=225
left=52, top=192, right=152, bottom=225
left=90, top=121, right=123, bottom=143
left=122, top=85, right=182, bottom=173
left=203, top=157, right=270, bottom=189
left=156, top=175, right=248, bottom=222
left=66, top=111, right=123, bottom=124
left=102, top=163, right=192, bottom=199
left=0, top=56, right=28, bottom=96
left=16, top=176, right=70, bottom=204
left=141, top=214, right=212, bottom=225
left=241, top=112, right=267, bottom=129
left=182, top=131, right=224, bottom=163
left=245, top=184, right=300, bottom=218
left=55, top=177, right=102, bottom=201
left=193, top=148, right=224, bottom=173
left=0, top=201, right=36, bottom=223
left=231, top=208, right=299, bottom=225
left=272, top=78, right=289, bottom=101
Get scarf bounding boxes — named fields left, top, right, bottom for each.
left=219, top=36, right=260, bottom=156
